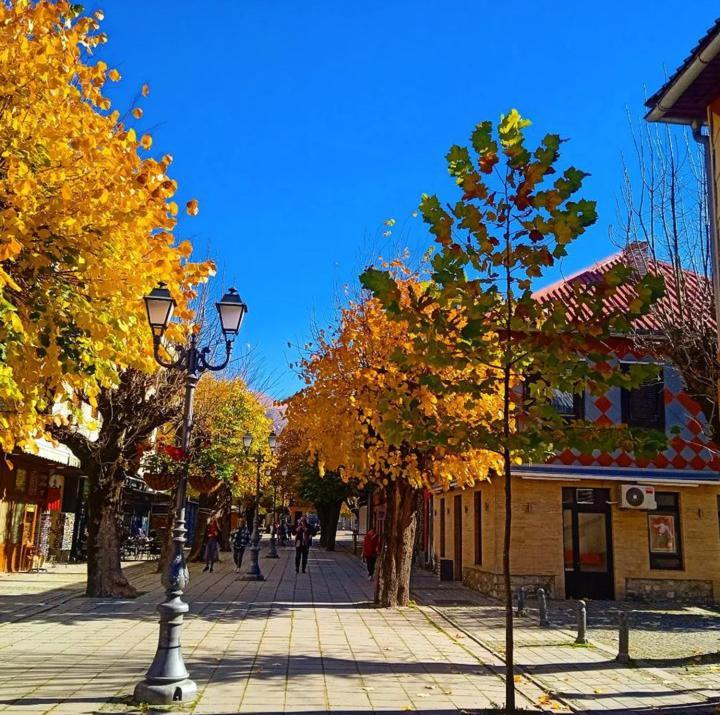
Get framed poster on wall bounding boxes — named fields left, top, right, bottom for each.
left=648, top=513, right=677, bottom=553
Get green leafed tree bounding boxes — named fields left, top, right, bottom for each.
left=361, top=110, right=667, bottom=712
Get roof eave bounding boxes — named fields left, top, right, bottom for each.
left=646, top=25, right=720, bottom=125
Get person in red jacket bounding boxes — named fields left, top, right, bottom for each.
left=362, top=527, right=380, bottom=580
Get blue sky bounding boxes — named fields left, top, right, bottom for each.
left=97, top=1, right=714, bottom=398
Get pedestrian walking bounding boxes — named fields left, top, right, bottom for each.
left=231, top=517, right=251, bottom=572
left=293, top=515, right=312, bottom=574
left=278, top=520, right=288, bottom=546
left=362, top=527, right=380, bottom=579
left=202, top=518, right=221, bottom=573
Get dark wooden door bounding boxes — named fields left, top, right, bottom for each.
left=563, top=488, right=614, bottom=599
left=453, top=495, right=463, bottom=581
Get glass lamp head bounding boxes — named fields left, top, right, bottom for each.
left=144, top=283, right=176, bottom=336
left=216, top=288, right=248, bottom=338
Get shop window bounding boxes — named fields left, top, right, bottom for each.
left=648, top=492, right=683, bottom=570
left=474, top=491, right=482, bottom=565
left=440, top=497, right=446, bottom=557
left=621, top=364, right=665, bottom=430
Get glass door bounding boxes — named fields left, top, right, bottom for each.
left=563, top=488, right=614, bottom=599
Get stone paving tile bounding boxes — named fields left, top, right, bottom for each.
left=410, top=566, right=720, bottom=713
left=0, top=535, right=533, bottom=714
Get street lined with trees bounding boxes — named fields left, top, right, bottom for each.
left=2, top=3, right=720, bottom=714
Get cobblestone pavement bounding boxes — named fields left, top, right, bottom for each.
left=0, top=537, right=546, bottom=715
left=412, top=569, right=720, bottom=713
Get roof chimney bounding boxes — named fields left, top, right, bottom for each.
left=624, top=241, right=650, bottom=276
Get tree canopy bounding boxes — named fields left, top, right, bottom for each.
left=0, top=1, right=212, bottom=453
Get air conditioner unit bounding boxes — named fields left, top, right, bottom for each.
left=620, top=484, right=657, bottom=510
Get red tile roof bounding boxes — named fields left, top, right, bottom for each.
left=533, top=246, right=715, bottom=333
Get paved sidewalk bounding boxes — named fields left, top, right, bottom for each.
left=0, top=538, right=545, bottom=714
left=412, top=569, right=720, bottom=713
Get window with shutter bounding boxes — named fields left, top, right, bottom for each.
left=621, top=365, right=665, bottom=430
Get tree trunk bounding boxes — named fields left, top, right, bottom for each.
left=189, top=506, right=211, bottom=562
left=317, top=503, right=331, bottom=548
left=85, top=464, right=137, bottom=598
left=503, top=449, right=515, bottom=713
left=324, top=501, right=341, bottom=551
left=375, top=479, right=417, bottom=607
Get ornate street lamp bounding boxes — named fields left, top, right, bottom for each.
left=242, top=430, right=277, bottom=580
left=266, top=468, right=287, bottom=559
left=134, top=283, right=247, bottom=706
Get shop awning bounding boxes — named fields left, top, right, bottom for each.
left=22, top=438, right=81, bottom=469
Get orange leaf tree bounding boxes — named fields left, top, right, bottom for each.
left=286, top=282, right=502, bottom=606
left=0, top=1, right=212, bottom=452
left=361, top=111, right=666, bottom=711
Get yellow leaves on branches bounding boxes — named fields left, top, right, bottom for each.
left=285, top=279, right=502, bottom=492
left=193, top=376, right=274, bottom=497
left=0, top=1, right=213, bottom=451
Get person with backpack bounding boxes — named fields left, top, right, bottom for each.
left=231, top=517, right=251, bottom=572
left=293, top=515, right=313, bottom=574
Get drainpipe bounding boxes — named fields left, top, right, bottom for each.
left=692, top=119, right=720, bottom=411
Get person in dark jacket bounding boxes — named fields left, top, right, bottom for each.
left=294, top=515, right=312, bottom=574
left=231, top=517, right=251, bottom=572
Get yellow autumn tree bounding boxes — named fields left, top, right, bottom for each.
left=188, top=375, right=274, bottom=557
left=0, top=1, right=212, bottom=452
left=286, top=276, right=502, bottom=606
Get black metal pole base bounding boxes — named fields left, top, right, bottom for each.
left=242, top=544, right=265, bottom=581
left=266, top=534, right=279, bottom=559
left=133, top=678, right=197, bottom=705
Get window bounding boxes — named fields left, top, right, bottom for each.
left=524, top=373, right=584, bottom=420
left=621, top=364, right=665, bottom=430
left=474, top=491, right=482, bottom=565
left=551, top=389, right=584, bottom=420
left=440, top=497, right=446, bottom=557
left=648, top=492, right=683, bottom=570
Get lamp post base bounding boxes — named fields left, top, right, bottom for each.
left=243, top=544, right=265, bottom=581
left=133, top=678, right=197, bottom=705
left=266, top=534, right=279, bottom=559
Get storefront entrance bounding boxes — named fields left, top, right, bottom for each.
left=453, top=494, right=463, bottom=580
left=562, top=487, right=614, bottom=599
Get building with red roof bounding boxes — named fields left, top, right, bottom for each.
left=430, top=243, right=720, bottom=602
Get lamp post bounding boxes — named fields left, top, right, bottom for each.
left=134, top=283, right=247, bottom=706
left=266, top=468, right=286, bottom=559
left=242, top=430, right=277, bottom=580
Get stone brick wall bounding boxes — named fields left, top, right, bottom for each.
left=625, top=577, right=713, bottom=603
left=463, top=567, right=556, bottom=600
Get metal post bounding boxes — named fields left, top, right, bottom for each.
left=352, top=528, right=358, bottom=555
left=243, top=457, right=264, bottom=580
left=575, top=599, right=588, bottom=644
left=267, top=483, right=279, bottom=558
left=537, top=587, right=550, bottom=627
left=134, top=351, right=198, bottom=704
left=516, top=586, right=525, bottom=617
left=617, top=611, right=630, bottom=663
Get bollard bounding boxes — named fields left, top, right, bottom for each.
left=617, top=611, right=630, bottom=663
left=575, top=599, right=588, bottom=644
left=352, top=529, right=358, bottom=556
left=537, top=587, right=550, bottom=627
left=516, top=586, right=525, bottom=617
